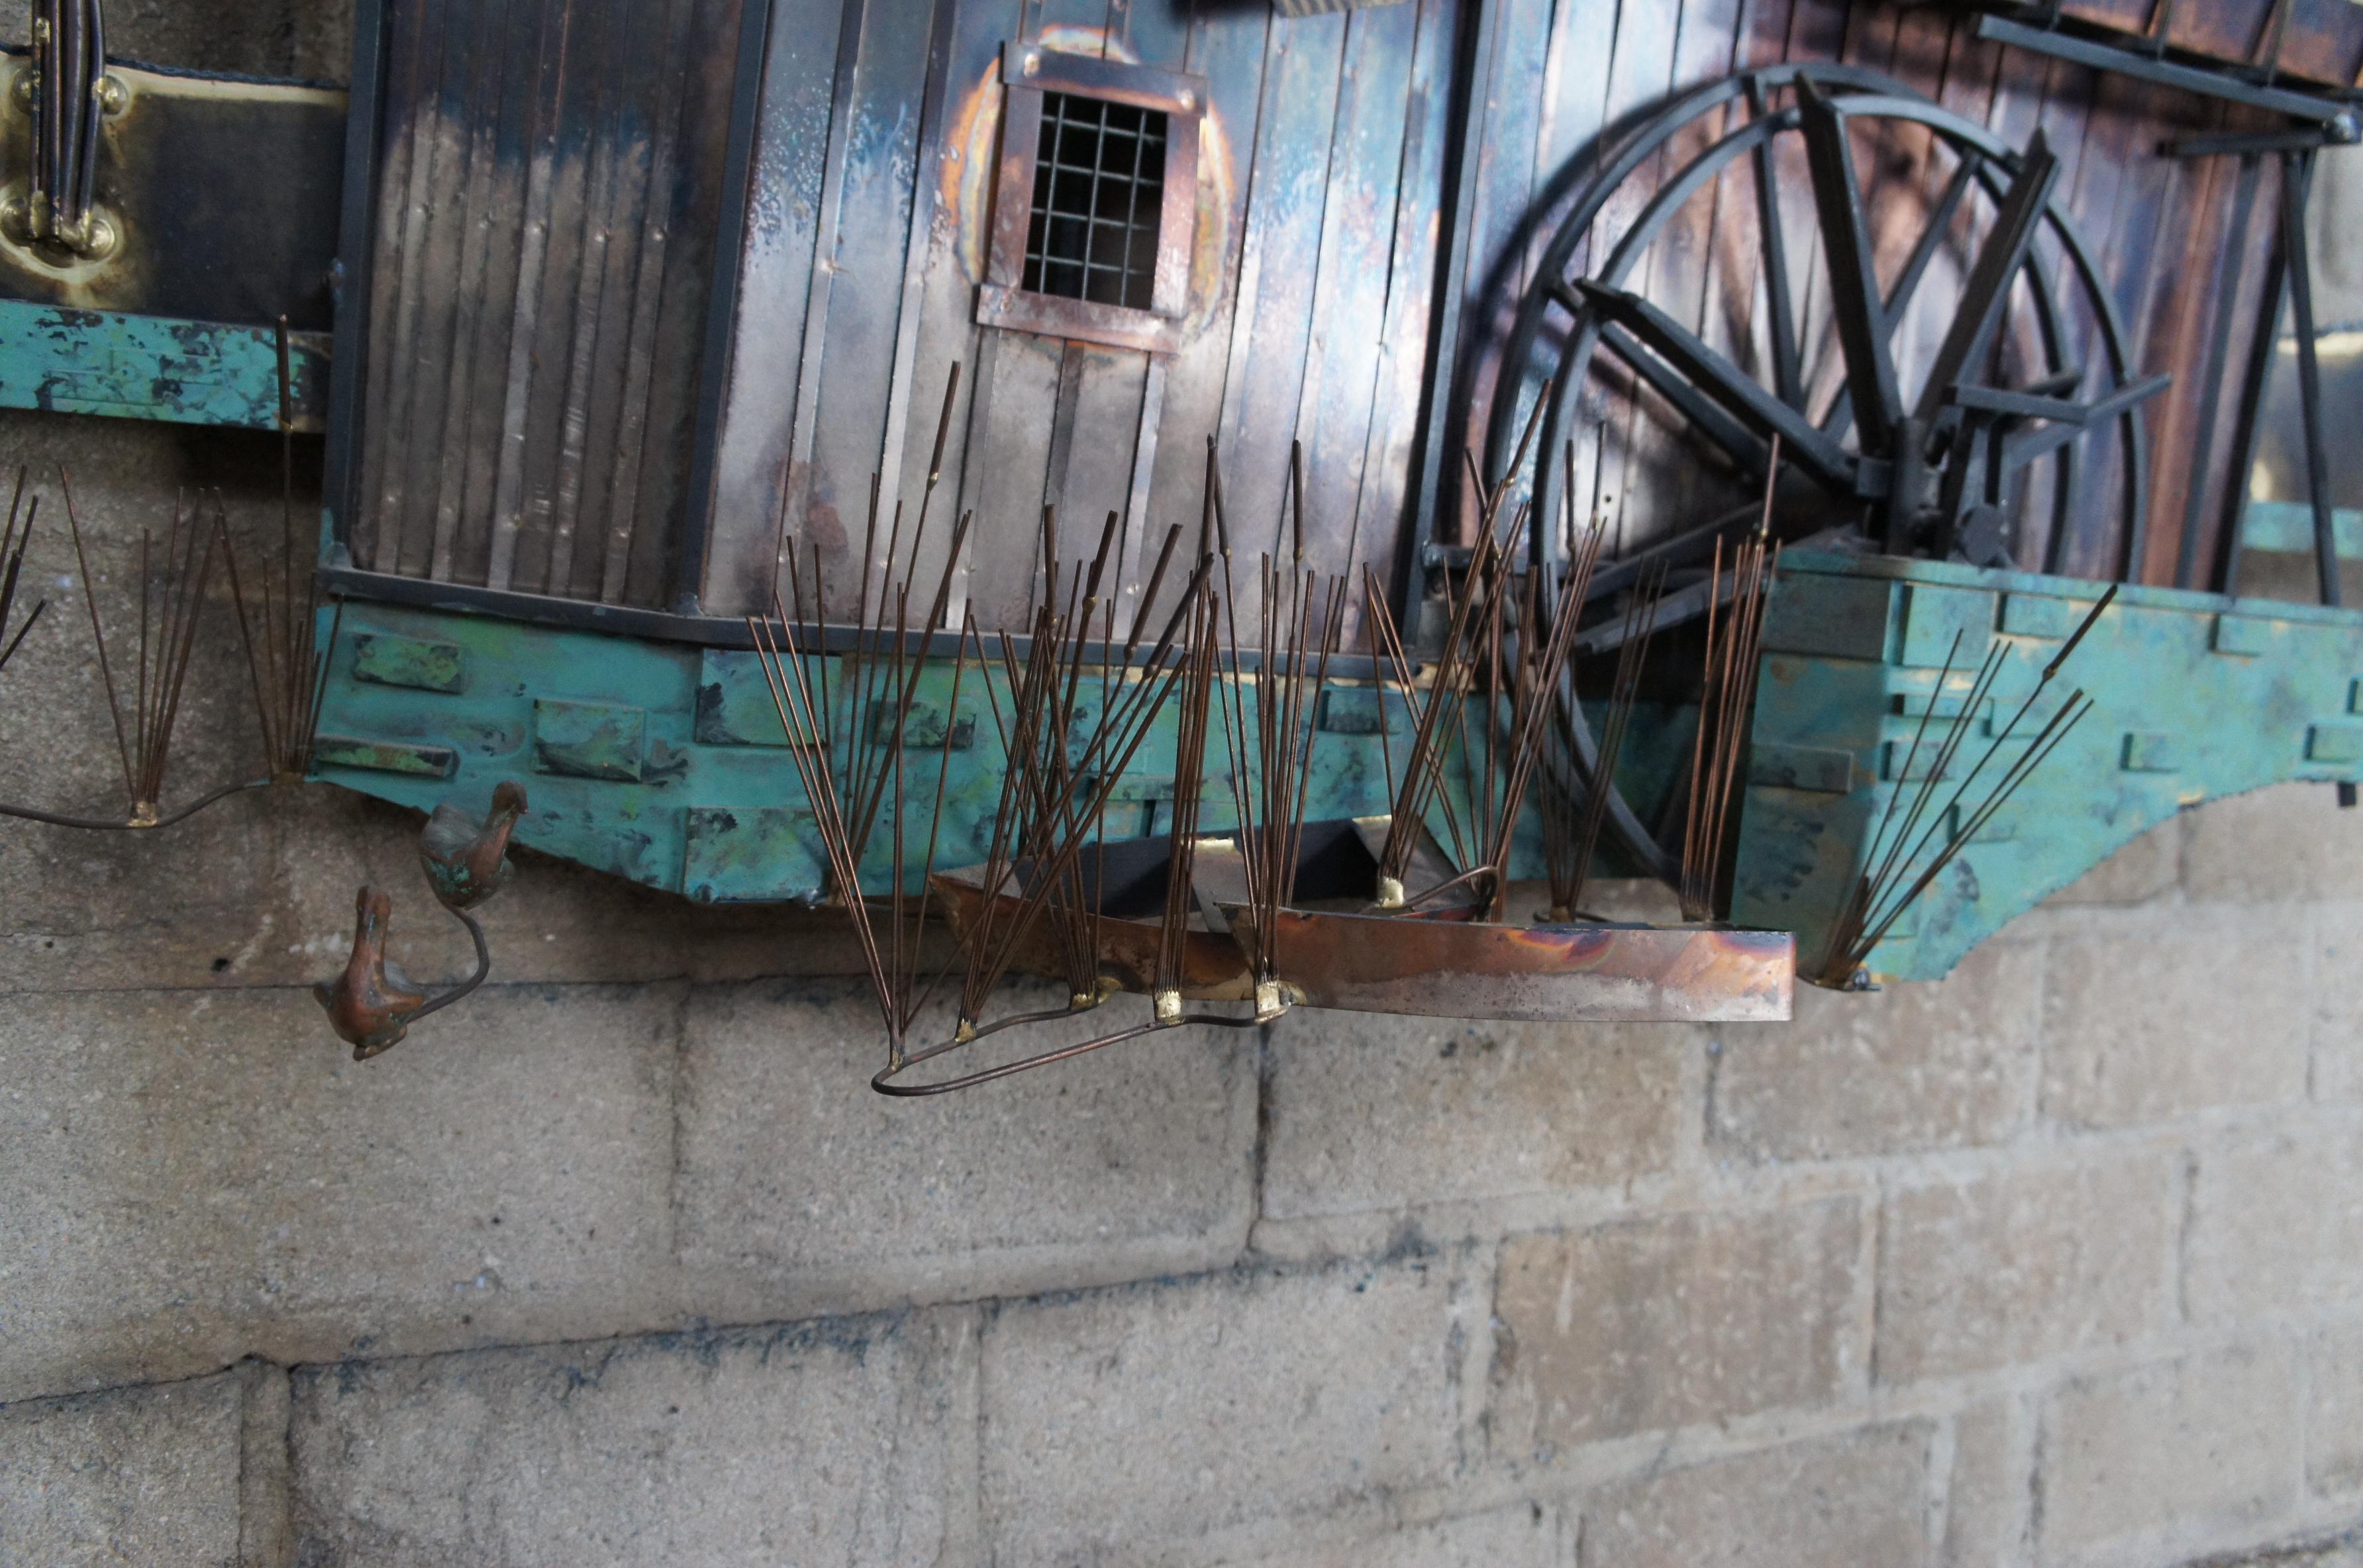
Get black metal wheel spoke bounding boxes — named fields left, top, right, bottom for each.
left=1469, top=60, right=2151, bottom=891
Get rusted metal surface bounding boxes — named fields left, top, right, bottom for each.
left=1229, top=905, right=1797, bottom=1023
left=315, top=783, right=526, bottom=1059
left=419, top=777, right=527, bottom=909
left=931, top=856, right=1256, bottom=1001
left=313, top=885, right=428, bottom=1059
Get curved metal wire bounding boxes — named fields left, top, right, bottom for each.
left=872, top=1003, right=1263, bottom=1097
left=0, top=775, right=270, bottom=830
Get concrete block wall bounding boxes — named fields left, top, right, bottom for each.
left=9, top=9, right=2363, bottom=1565
left=11, top=446, right=2363, bottom=1568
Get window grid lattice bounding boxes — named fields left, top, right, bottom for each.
left=1023, top=91, right=1168, bottom=311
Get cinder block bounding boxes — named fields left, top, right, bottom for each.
left=1214, top=1503, right=1574, bottom=1567
left=290, top=1310, right=974, bottom=1567
left=1580, top=1423, right=1933, bottom=1567
left=2312, top=907, right=2363, bottom=1102
left=2039, top=1340, right=2302, bottom=1560
left=1943, top=1398, right=2031, bottom=1568
left=2184, top=783, right=2363, bottom=904
left=979, top=1260, right=1462, bottom=1563
left=673, top=977, right=1254, bottom=1314
left=0, top=779, right=884, bottom=995
left=2040, top=910, right=2310, bottom=1128
left=1491, top=1199, right=1864, bottom=1454
left=1260, top=1010, right=1687, bottom=1221
left=1876, top=1153, right=2178, bottom=1385
left=2309, top=1321, right=2363, bottom=1496
left=1710, top=941, right=2039, bottom=1161
left=0, top=1371, right=244, bottom=1567
left=2187, top=1114, right=2363, bottom=1324
left=0, top=983, right=680, bottom=1402
left=2043, top=817, right=2180, bottom=906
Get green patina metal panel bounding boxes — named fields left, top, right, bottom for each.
left=0, top=300, right=330, bottom=430
left=1733, top=551, right=2363, bottom=983
left=313, top=734, right=456, bottom=777
left=352, top=633, right=467, bottom=693
left=309, top=601, right=1499, bottom=904
left=683, top=807, right=827, bottom=903
left=532, top=699, right=649, bottom=783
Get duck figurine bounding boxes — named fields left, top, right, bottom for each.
left=314, top=885, right=426, bottom=1060
left=419, top=780, right=527, bottom=912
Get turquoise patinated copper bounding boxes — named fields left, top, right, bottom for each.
left=1731, top=550, right=2363, bottom=983
left=313, top=546, right=2363, bottom=985
left=0, top=299, right=330, bottom=430
left=308, top=601, right=1455, bottom=906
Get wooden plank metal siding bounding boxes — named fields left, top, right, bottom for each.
left=700, top=0, right=1455, bottom=631
left=350, top=0, right=741, bottom=609
left=344, top=0, right=2327, bottom=622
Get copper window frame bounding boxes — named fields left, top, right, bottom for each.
left=978, top=44, right=1205, bottom=356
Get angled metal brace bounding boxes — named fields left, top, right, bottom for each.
left=1915, top=130, right=2061, bottom=426
left=1572, top=279, right=1859, bottom=492
left=1796, top=79, right=1905, bottom=455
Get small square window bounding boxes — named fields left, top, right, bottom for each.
left=976, top=46, right=1207, bottom=356
left=1023, top=93, right=1168, bottom=311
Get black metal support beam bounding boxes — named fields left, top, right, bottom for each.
left=1975, top=14, right=2359, bottom=127
left=2281, top=150, right=2341, bottom=608
left=1744, top=77, right=1807, bottom=413
left=2175, top=152, right=2262, bottom=589
left=1572, top=280, right=1858, bottom=491
left=1796, top=79, right=1904, bottom=456
left=1915, top=130, right=2060, bottom=425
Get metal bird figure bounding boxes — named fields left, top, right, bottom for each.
left=313, top=885, right=425, bottom=1060
left=419, top=780, right=526, bottom=912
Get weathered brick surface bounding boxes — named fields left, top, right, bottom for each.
left=2182, top=784, right=2363, bottom=905
left=1709, top=941, right=2040, bottom=1161
left=1877, top=1153, right=2178, bottom=1384
left=2186, top=1114, right=2363, bottom=1324
left=978, top=1259, right=1464, bottom=1563
left=0, top=1371, right=244, bottom=1567
left=2307, top=1322, right=2363, bottom=1497
left=1580, top=1424, right=1934, bottom=1567
left=674, top=977, right=1255, bottom=1313
left=2040, top=910, right=2311, bottom=1128
left=2040, top=1340, right=2303, bottom=1561
left=290, top=1310, right=973, bottom=1567
left=1491, top=1199, right=1863, bottom=1453
left=0, top=983, right=680, bottom=1402
left=1215, top=1504, right=1574, bottom=1567
left=1944, top=1398, right=2031, bottom=1568
left=1260, top=1010, right=1687, bottom=1221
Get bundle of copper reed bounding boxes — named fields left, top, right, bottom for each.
left=0, top=468, right=46, bottom=679
left=748, top=364, right=974, bottom=1061
left=877, top=506, right=1211, bottom=1093
left=221, top=319, right=340, bottom=782
left=1813, top=585, right=2114, bottom=987
left=1362, top=387, right=1552, bottom=912
left=51, top=476, right=234, bottom=828
left=1678, top=451, right=1781, bottom=923
left=1209, top=442, right=1345, bottom=1014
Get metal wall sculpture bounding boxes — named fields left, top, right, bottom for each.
left=3, top=0, right=2361, bottom=1088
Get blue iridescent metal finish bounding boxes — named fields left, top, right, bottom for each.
left=1732, top=550, right=2363, bottom=982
